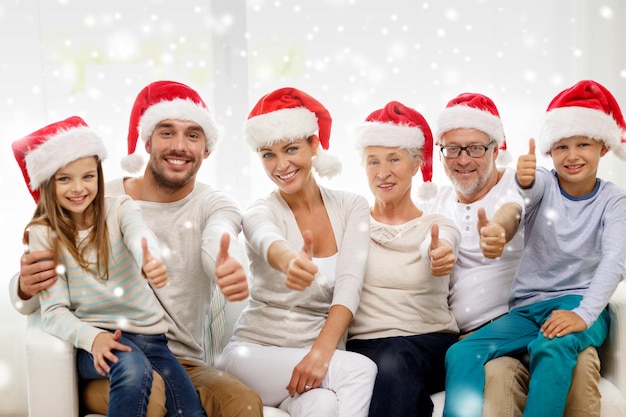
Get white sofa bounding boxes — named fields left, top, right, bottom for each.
left=25, top=283, right=626, bottom=417
left=24, top=304, right=288, bottom=417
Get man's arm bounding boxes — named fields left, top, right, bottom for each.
left=199, top=191, right=249, bottom=301
left=491, top=202, right=523, bottom=243
left=9, top=272, right=40, bottom=315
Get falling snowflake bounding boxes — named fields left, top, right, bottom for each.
left=55, top=264, right=66, bottom=275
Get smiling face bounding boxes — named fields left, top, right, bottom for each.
left=364, top=146, right=420, bottom=206
left=145, top=119, right=210, bottom=192
left=440, top=128, right=499, bottom=203
left=53, top=156, right=99, bottom=228
left=257, top=136, right=317, bottom=194
left=549, top=135, right=608, bottom=196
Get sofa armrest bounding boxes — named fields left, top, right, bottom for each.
left=25, top=310, right=80, bottom=417
left=598, top=282, right=626, bottom=399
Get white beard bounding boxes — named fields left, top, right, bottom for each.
left=448, top=162, right=494, bottom=198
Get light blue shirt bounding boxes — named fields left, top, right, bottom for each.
left=510, top=167, right=626, bottom=326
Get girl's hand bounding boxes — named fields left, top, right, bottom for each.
left=541, top=310, right=587, bottom=339
left=286, top=347, right=331, bottom=396
left=429, top=224, right=455, bottom=276
left=141, top=237, right=168, bottom=288
left=91, top=330, right=132, bottom=376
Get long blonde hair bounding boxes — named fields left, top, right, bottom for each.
left=24, top=160, right=110, bottom=280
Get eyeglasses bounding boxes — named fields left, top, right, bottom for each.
left=440, top=141, right=496, bottom=158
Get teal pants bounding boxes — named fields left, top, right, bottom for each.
left=442, top=295, right=609, bottom=417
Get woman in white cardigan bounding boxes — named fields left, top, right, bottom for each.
left=217, top=87, right=377, bottom=417
left=347, top=101, right=461, bottom=417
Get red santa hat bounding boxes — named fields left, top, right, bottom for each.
left=539, top=79, right=626, bottom=159
left=436, top=92, right=512, bottom=166
left=122, top=80, right=220, bottom=173
left=243, top=87, right=341, bottom=179
left=12, top=116, right=107, bottom=203
left=355, top=101, right=436, bottom=200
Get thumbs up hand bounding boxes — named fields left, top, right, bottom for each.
left=477, top=207, right=506, bottom=259
left=429, top=224, right=455, bottom=277
left=141, top=237, right=168, bottom=288
left=285, top=230, right=319, bottom=291
left=517, top=138, right=537, bottom=188
left=215, top=233, right=249, bottom=301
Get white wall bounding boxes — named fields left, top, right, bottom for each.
left=1, top=0, right=625, bottom=414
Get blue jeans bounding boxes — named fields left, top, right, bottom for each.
left=347, top=332, right=457, bottom=417
left=443, top=295, right=610, bottom=417
left=77, top=331, right=206, bottom=417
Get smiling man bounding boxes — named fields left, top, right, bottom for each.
left=426, top=92, right=601, bottom=417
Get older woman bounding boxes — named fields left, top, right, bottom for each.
left=347, top=101, right=461, bottom=417
left=217, top=87, right=377, bottom=417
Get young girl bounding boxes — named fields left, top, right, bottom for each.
left=12, top=116, right=205, bottom=417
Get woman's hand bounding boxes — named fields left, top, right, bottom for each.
left=429, top=224, right=456, bottom=276
left=285, top=230, right=318, bottom=291
left=285, top=305, right=351, bottom=396
left=286, top=346, right=332, bottom=396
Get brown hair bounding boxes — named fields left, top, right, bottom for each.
left=24, top=159, right=110, bottom=280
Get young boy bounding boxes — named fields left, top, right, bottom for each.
left=442, top=79, right=626, bottom=417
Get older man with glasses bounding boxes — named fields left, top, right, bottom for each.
left=424, top=92, right=601, bottom=417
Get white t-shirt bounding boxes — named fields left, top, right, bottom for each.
left=426, top=168, right=525, bottom=333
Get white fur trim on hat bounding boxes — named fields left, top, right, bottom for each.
left=139, top=98, right=220, bottom=151
left=25, top=127, right=107, bottom=190
left=436, top=106, right=505, bottom=145
left=355, top=122, right=426, bottom=150
left=244, top=107, right=318, bottom=149
left=539, top=106, right=626, bottom=159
